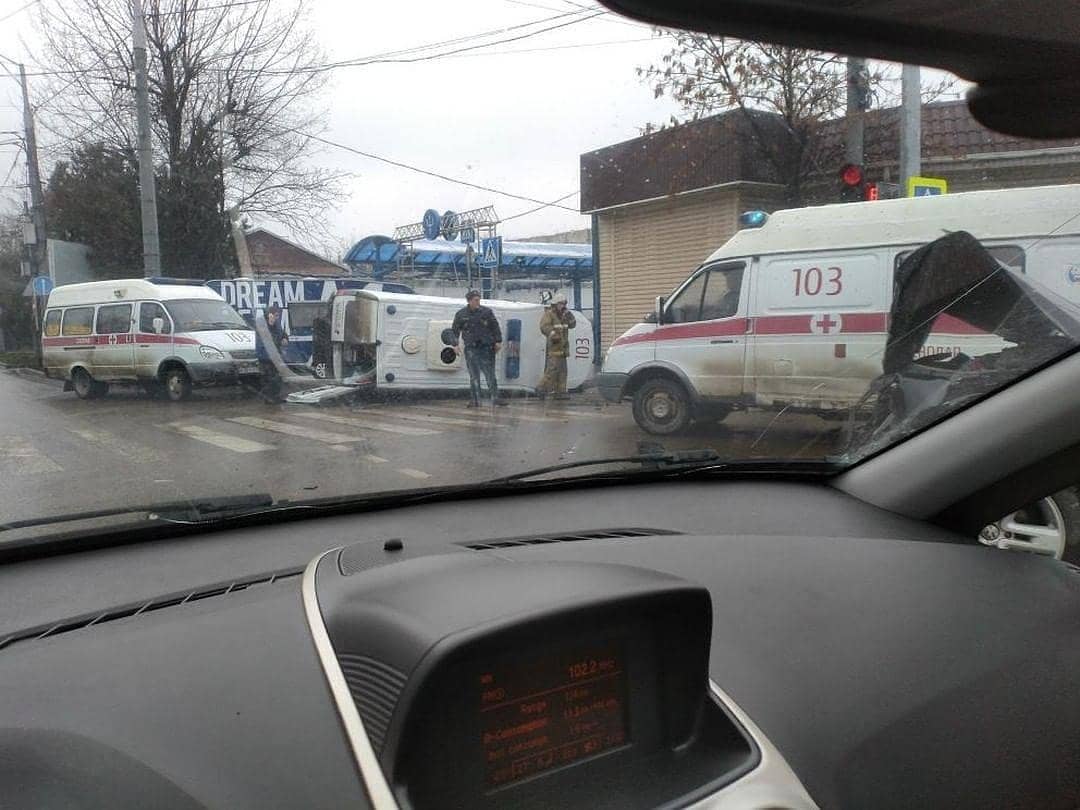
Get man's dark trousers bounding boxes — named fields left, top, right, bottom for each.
left=465, top=345, right=498, bottom=404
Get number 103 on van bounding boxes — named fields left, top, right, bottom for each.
left=792, top=267, right=843, bottom=296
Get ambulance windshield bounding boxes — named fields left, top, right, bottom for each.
left=165, top=300, right=250, bottom=333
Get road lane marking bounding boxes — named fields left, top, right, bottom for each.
left=0, top=436, right=63, bottom=473
left=292, top=411, right=441, bottom=436
left=67, top=427, right=162, bottom=464
left=397, top=468, right=430, bottom=480
left=165, top=422, right=276, bottom=453
left=226, top=416, right=367, bottom=444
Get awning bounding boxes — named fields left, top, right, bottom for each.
left=344, top=235, right=593, bottom=279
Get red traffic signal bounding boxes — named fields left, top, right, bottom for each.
left=839, top=163, right=865, bottom=202
left=864, top=182, right=880, bottom=201
left=841, top=163, right=864, bottom=187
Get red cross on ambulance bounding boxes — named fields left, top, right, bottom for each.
left=810, top=313, right=839, bottom=335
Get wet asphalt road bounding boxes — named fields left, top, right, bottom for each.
left=0, top=369, right=843, bottom=527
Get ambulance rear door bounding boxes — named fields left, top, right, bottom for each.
left=748, top=249, right=889, bottom=410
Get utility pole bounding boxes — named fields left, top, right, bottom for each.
left=19, top=63, right=48, bottom=362
left=845, top=57, right=868, bottom=168
left=132, top=0, right=161, bottom=277
left=217, top=74, right=252, bottom=279
left=900, top=64, right=922, bottom=191
left=18, top=64, right=46, bottom=280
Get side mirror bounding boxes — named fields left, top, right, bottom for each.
left=655, top=295, right=666, bottom=325
left=152, top=316, right=165, bottom=334
left=643, top=311, right=657, bottom=324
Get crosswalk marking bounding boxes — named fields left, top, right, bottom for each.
left=384, top=409, right=508, bottom=429
left=416, top=403, right=582, bottom=424
left=226, top=416, right=368, bottom=445
left=0, top=435, right=63, bottom=474
left=68, top=427, right=162, bottom=464
left=292, top=411, right=441, bottom=436
left=165, top=422, right=275, bottom=453
left=329, top=446, right=389, bottom=463
left=397, top=468, right=431, bottom=480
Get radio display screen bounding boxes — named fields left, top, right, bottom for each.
left=479, top=644, right=629, bottom=788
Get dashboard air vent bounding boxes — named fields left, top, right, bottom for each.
left=0, top=568, right=302, bottom=652
left=460, top=527, right=681, bottom=551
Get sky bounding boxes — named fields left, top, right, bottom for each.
left=0, top=0, right=964, bottom=258
left=0, top=0, right=681, bottom=254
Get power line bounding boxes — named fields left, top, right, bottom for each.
left=145, top=0, right=269, bottom=16
left=303, top=131, right=580, bottom=212
left=502, top=191, right=580, bottom=222
left=252, top=9, right=602, bottom=75
left=438, top=34, right=667, bottom=59
left=3, top=8, right=596, bottom=78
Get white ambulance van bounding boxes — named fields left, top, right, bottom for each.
left=42, top=279, right=257, bottom=401
left=598, top=184, right=1080, bottom=433
left=284, top=289, right=593, bottom=401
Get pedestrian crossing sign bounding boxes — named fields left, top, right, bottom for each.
left=906, top=176, right=948, bottom=197
left=480, top=236, right=502, bottom=269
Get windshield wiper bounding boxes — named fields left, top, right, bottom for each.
left=489, top=448, right=727, bottom=483
left=0, top=493, right=275, bottom=532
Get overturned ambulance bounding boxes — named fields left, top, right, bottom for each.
left=284, top=289, right=593, bottom=399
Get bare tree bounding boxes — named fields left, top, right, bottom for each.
left=639, top=34, right=919, bottom=205
left=34, top=0, right=344, bottom=269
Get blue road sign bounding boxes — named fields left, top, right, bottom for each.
left=906, top=176, right=947, bottom=198
left=32, top=275, right=53, bottom=296
left=480, top=236, right=502, bottom=269
left=459, top=226, right=476, bottom=244
left=441, top=210, right=457, bottom=240
left=422, top=209, right=441, bottom=240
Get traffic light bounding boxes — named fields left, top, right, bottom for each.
left=840, top=163, right=864, bottom=203
left=864, top=182, right=880, bottom=201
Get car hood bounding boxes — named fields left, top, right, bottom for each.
left=190, top=329, right=256, bottom=352
left=884, top=230, right=1080, bottom=373
left=843, top=231, right=1080, bottom=460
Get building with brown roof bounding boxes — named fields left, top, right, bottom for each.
left=245, top=228, right=345, bottom=278
left=581, top=100, right=1080, bottom=349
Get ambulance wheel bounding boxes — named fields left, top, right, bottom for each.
left=162, top=367, right=192, bottom=402
left=72, top=368, right=102, bottom=400
left=633, top=377, right=691, bottom=435
left=980, top=489, right=1080, bottom=564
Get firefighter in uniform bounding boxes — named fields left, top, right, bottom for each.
left=537, top=296, right=576, bottom=399
left=452, top=290, right=505, bottom=407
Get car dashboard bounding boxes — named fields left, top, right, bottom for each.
left=1, top=480, right=1078, bottom=810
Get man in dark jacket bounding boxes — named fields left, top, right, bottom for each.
left=255, top=306, right=289, bottom=401
left=451, top=290, right=505, bottom=407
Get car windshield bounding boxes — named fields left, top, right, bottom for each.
left=1, top=0, right=1078, bottom=539
left=163, top=300, right=250, bottom=332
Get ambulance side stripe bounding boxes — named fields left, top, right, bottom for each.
left=42, top=333, right=200, bottom=347
left=610, top=311, right=986, bottom=347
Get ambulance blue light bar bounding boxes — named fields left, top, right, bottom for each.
left=738, top=210, right=769, bottom=229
